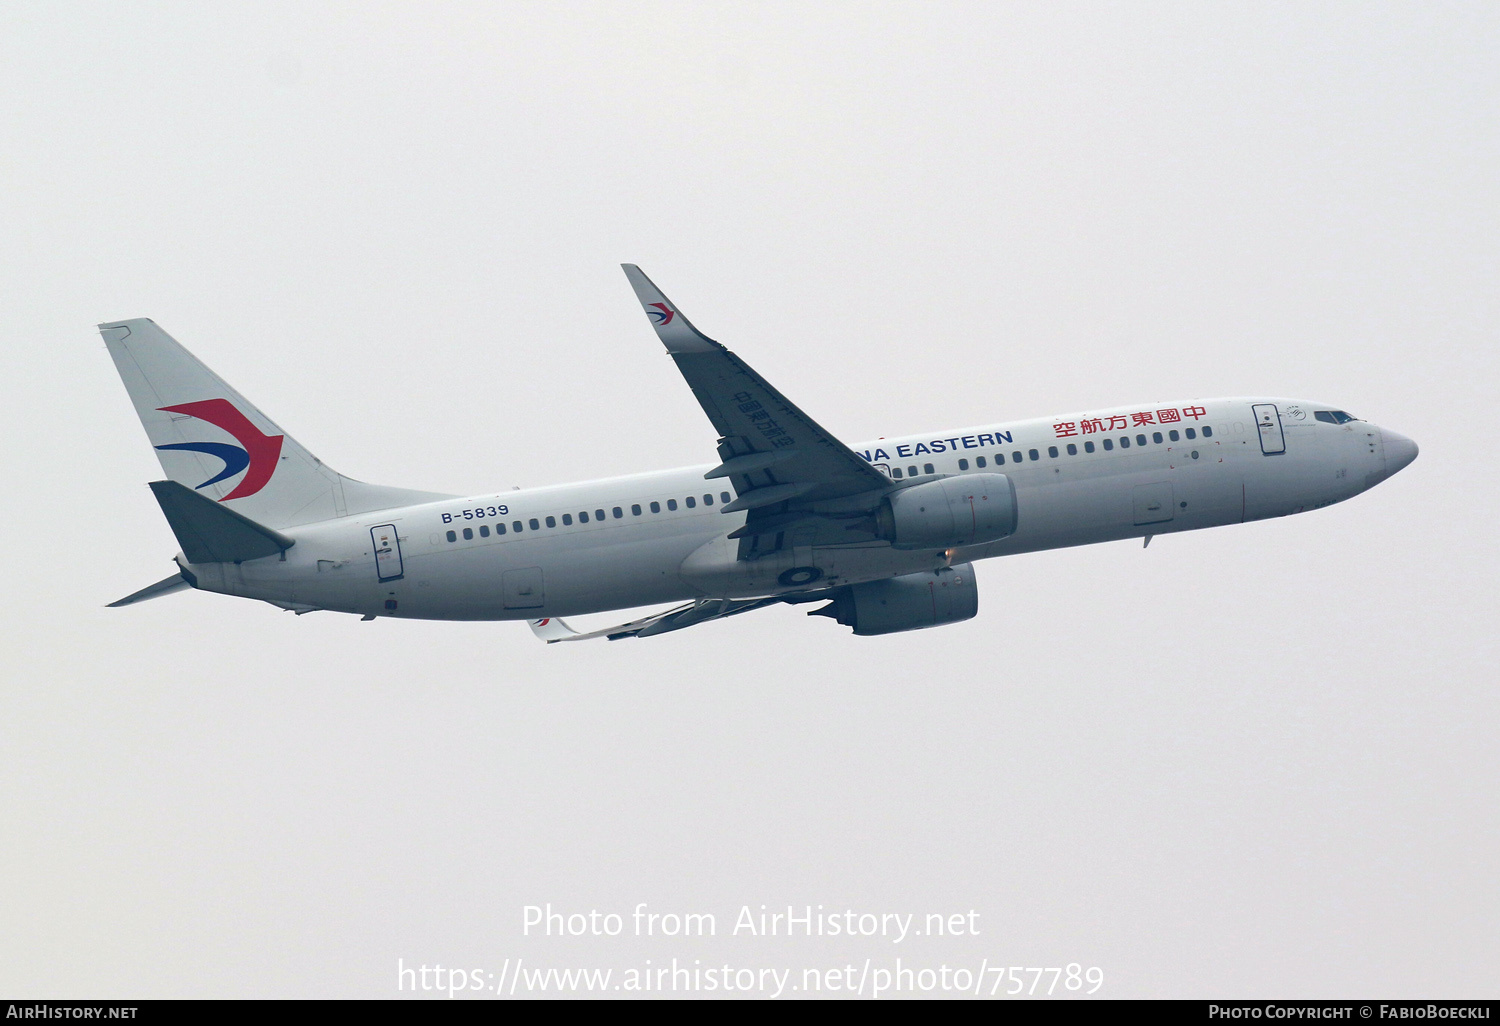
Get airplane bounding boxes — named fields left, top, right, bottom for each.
left=102, top=265, right=1418, bottom=640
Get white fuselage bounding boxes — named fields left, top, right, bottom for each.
left=181, top=398, right=1408, bottom=621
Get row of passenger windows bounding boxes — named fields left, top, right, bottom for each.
left=443, top=425, right=1218, bottom=542
left=889, top=426, right=1213, bottom=478
left=444, top=491, right=735, bottom=543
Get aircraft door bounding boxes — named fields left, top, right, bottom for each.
left=371, top=524, right=404, bottom=582
left=502, top=567, right=545, bottom=609
left=1252, top=404, right=1286, bottom=455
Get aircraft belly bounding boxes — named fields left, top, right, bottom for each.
left=534, top=532, right=706, bottom=616
left=958, top=455, right=1250, bottom=558
left=678, top=533, right=935, bottom=597
left=368, top=524, right=713, bottom=620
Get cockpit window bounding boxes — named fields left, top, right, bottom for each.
left=1315, top=410, right=1358, bottom=424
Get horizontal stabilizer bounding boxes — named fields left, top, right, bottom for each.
left=149, top=480, right=295, bottom=563
left=107, top=571, right=191, bottom=607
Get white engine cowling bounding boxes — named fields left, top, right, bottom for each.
left=810, top=564, right=978, bottom=636
left=875, top=473, right=1017, bottom=550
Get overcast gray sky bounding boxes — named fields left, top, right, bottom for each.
left=2, top=1, right=1495, bottom=999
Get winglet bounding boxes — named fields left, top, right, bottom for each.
left=527, top=617, right=582, bottom=643
left=620, top=264, right=721, bottom=354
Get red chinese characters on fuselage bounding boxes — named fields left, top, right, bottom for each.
left=1053, top=406, right=1206, bottom=439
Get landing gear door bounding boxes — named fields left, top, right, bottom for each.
left=1252, top=403, right=1286, bottom=455
left=371, top=524, right=404, bottom=582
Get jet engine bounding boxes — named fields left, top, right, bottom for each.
left=874, top=474, right=1017, bottom=550
left=810, top=564, right=978, bottom=635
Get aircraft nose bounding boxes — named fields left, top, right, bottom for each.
left=1381, top=428, right=1419, bottom=477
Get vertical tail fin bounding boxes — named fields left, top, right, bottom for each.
left=101, top=319, right=452, bottom=529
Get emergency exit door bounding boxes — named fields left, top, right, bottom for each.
left=1252, top=403, right=1286, bottom=455
left=371, top=524, right=404, bottom=581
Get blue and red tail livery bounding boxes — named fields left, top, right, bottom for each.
left=155, top=398, right=284, bottom=500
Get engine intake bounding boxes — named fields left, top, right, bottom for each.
left=875, top=473, right=1017, bottom=550
left=811, top=564, right=978, bottom=636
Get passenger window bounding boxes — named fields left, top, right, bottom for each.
left=1168, top=429, right=1179, bottom=441
left=545, top=516, right=556, bottom=528
left=721, top=492, right=731, bottom=503
left=496, top=523, right=506, bottom=535
left=1185, top=428, right=1196, bottom=439
left=512, top=521, right=522, bottom=532
left=529, top=518, right=540, bottom=530
left=578, top=512, right=588, bottom=523
left=463, top=527, right=473, bottom=540
left=923, top=463, right=934, bottom=474
left=446, top=530, right=456, bottom=543
left=1202, top=425, right=1213, bottom=437
left=1136, top=434, right=1147, bottom=445
left=479, top=525, right=490, bottom=537
left=1066, top=443, right=1077, bottom=456
left=685, top=496, right=696, bottom=508
left=958, top=458, right=969, bottom=470
left=561, top=514, right=573, bottom=526
left=976, top=456, right=986, bottom=468
left=892, top=467, right=903, bottom=479
left=650, top=501, right=661, bottom=513
left=1047, top=446, right=1058, bottom=458
left=667, top=499, right=678, bottom=511
left=908, top=466, right=918, bottom=476
left=703, top=494, right=713, bottom=506
left=1084, top=441, right=1095, bottom=453
left=1120, top=437, right=1131, bottom=448
left=1103, top=438, right=1114, bottom=451
left=613, top=507, right=623, bottom=519
left=1012, top=451, right=1022, bottom=463
left=631, top=504, right=642, bottom=516
left=1028, top=449, right=1039, bottom=461
left=1152, top=432, right=1163, bottom=444
left=595, top=509, right=605, bottom=520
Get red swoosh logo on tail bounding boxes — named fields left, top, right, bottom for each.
left=158, top=399, right=284, bottom=500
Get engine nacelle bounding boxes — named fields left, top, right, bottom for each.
left=811, top=564, right=978, bottom=636
left=875, top=473, right=1017, bottom=550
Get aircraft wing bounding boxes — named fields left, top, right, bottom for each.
left=527, top=595, right=791, bottom=643
left=621, top=266, right=889, bottom=524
